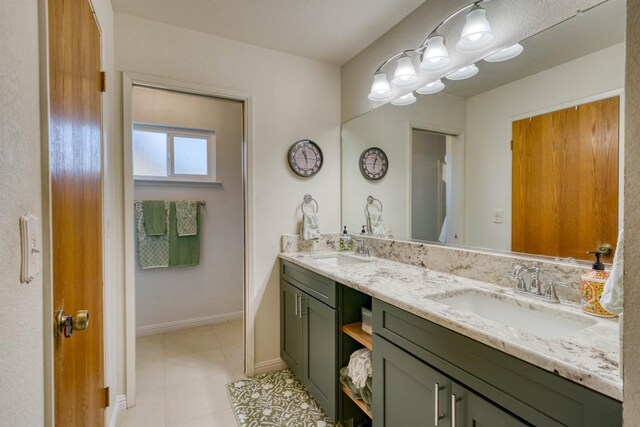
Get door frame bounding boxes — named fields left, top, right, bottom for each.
left=122, top=72, right=254, bottom=407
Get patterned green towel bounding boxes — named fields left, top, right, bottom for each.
left=135, top=201, right=170, bottom=269
left=175, top=200, right=199, bottom=236
left=169, top=202, right=200, bottom=267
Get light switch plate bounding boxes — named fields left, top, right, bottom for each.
left=493, top=208, right=504, bottom=224
left=20, top=214, right=41, bottom=284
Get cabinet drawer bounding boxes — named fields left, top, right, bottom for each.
left=281, top=260, right=337, bottom=308
left=373, top=299, right=622, bottom=427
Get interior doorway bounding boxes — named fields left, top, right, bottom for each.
left=410, top=129, right=449, bottom=243
left=122, top=75, right=251, bottom=412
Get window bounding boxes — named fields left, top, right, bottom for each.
left=133, top=125, right=216, bottom=182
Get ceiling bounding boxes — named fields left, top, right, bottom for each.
left=110, top=0, right=426, bottom=64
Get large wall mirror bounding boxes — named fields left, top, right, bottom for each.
left=342, top=0, right=625, bottom=262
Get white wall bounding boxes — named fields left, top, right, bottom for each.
left=114, top=13, right=341, bottom=379
left=342, top=92, right=466, bottom=241
left=132, top=87, right=244, bottom=330
left=0, top=1, right=43, bottom=425
left=464, top=42, right=625, bottom=251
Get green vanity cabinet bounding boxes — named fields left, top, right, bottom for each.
left=450, top=382, right=528, bottom=427
left=280, top=260, right=339, bottom=419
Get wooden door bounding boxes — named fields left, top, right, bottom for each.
left=512, top=97, right=619, bottom=261
left=302, top=294, right=338, bottom=419
left=49, top=0, right=105, bottom=425
left=280, top=280, right=303, bottom=378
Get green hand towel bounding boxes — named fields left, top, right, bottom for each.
left=175, top=200, right=199, bottom=236
left=135, top=201, right=170, bottom=269
left=143, top=200, right=167, bottom=236
left=169, top=201, right=200, bottom=267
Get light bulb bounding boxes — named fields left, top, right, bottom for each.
left=445, top=64, right=479, bottom=80
left=456, top=6, right=495, bottom=53
left=420, top=36, right=450, bottom=72
left=367, top=73, right=393, bottom=102
left=391, top=55, right=418, bottom=88
left=391, top=92, right=416, bottom=106
left=416, top=79, right=445, bottom=95
left=484, top=43, right=524, bottom=62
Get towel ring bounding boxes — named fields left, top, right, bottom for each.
left=301, top=194, right=319, bottom=215
left=366, top=195, right=383, bottom=216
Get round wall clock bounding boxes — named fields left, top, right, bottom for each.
left=288, top=139, right=323, bottom=177
left=359, top=147, right=388, bottom=180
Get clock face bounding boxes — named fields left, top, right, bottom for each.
left=288, top=139, right=323, bottom=177
left=359, top=147, right=388, bottom=180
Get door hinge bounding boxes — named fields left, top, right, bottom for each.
left=99, top=71, right=106, bottom=93
left=510, top=140, right=513, bottom=151
left=102, top=386, right=110, bottom=408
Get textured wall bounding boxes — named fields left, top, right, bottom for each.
left=340, top=0, right=607, bottom=123
left=114, top=13, right=341, bottom=379
left=623, top=0, right=640, bottom=423
left=0, top=1, right=44, bottom=425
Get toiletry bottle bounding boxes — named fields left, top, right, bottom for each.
left=340, top=226, right=351, bottom=251
left=580, top=250, right=615, bottom=317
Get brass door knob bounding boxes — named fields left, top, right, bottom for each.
left=54, top=309, right=90, bottom=337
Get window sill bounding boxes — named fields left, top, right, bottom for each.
left=134, top=178, right=222, bottom=188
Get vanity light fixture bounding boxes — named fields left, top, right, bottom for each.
left=446, top=64, right=479, bottom=80
left=484, top=43, right=524, bottom=62
left=456, top=5, right=495, bottom=53
left=416, top=79, right=445, bottom=95
left=367, top=72, right=394, bottom=102
left=391, top=54, right=419, bottom=87
left=391, top=92, right=417, bottom=106
left=420, top=35, right=450, bottom=72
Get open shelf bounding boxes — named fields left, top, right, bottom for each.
left=342, top=385, right=372, bottom=419
left=342, top=322, right=372, bottom=350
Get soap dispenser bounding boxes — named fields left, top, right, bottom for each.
left=580, top=249, right=615, bottom=317
left=340, top=226, right=351, bottom=251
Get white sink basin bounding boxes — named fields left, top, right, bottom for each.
left=313, top=254, right=370, bottom=266
left=435, top=291, right=595, bottom=339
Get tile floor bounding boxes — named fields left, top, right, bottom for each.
left=117, top=321, right=244, bottom=427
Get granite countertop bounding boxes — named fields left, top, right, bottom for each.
left=278, top=250, right=622, bottom=401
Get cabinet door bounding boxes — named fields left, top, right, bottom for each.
left=302, top=293, right=338, bottom=419
left=281, top=280, right=303, bottom=378
left=451, top=382, right=529, bottom=427
left=373, top=334, right=450, bottom=427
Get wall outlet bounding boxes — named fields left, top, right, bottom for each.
left=493, top=208, right=504, bottom=224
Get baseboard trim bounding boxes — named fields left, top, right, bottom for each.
left=136, top=311, right=243, bottom=336
left=108, top=395, right=128, bottom=427
left=254, top=358, right=287, bottom=375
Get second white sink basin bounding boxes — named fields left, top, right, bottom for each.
left=435, top=291, right=595, bottom=339
left=313, top=253, right=370, bottom=266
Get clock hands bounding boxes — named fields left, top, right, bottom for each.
left=302, top=148, right=308, bottom=165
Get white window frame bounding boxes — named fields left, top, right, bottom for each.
left=133, top=123, right=217, bottom=183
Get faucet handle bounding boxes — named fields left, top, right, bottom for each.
left=542, top=280, right=571, bottom=303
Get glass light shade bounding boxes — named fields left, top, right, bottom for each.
left=446, top=64, right=479, bottom=80
left=484, top=43, right=524, bottom=62
left=368, top=73, right=394, bottom=101
left=391, top=55, right=418, bottom=87
left=456, top=6, right=495, bottom=53
left=416, top=79, right=445, bottom=95
left=420, top=36, right=450, bottom=72
left=391, top=92, right=417, bottom=106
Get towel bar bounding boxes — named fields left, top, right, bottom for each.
left=301, top=194, right=318, bottom=215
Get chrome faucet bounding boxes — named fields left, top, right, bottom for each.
left=507, top=263, right=569, bottom=303
left=352, top=237, right=370, bottom=257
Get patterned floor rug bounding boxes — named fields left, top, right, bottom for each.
left=227, top=369, right=335, bottom=427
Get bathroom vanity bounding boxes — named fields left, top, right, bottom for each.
left=279, top=252, right=622, bottom=426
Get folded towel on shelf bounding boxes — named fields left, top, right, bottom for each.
left=176, top=200, right=199, bottom=236
left=340, top=366, right=373, bottom=410
left=143, top=200, right=167, bottom=236
left=347, top=348, right=372, bottom=389
left=302, top=212, right=320, bottom=241
left=135, top=201, right=170, bottom=268
left=169, top=201, right=200, bottom=267
left=601, top=229, right=624, bottom=314
left=367, top=210, right=386, bottom=236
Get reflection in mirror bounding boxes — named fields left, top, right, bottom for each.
left=342, top=0, right=625, bottom=262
